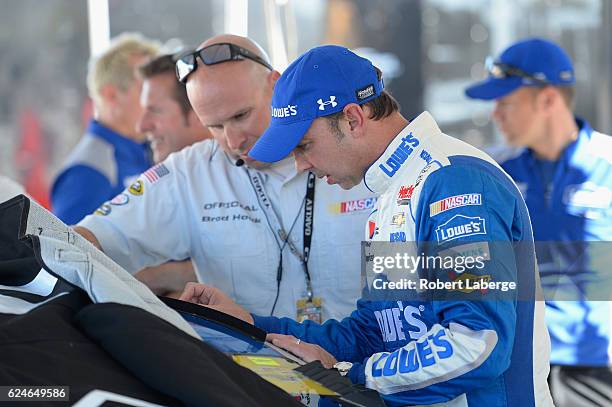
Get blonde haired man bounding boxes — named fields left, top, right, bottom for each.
left=52, top=33, right=159, bottom=224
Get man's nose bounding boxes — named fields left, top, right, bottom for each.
left=293, top=152, right=313, bottom=173
left=225, top=127, right=247, bottom=152
left=137, top=113, right=152, bottom=133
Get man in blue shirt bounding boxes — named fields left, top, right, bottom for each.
left=51, top=33, right=159, bottom=224
left=466, top=38, right=612, bottom=406
left=180, top=45, right=553, bottom=406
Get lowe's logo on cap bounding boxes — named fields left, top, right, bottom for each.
left=271, top=104, right=298, bottom=118
left=249, top=45, right=384, bottom=163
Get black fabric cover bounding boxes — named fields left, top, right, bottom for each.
left=0, top=292, right=179, bottom=406
left=0, top=195, right=302, bottom=406
left=0, top=195, right=41, bottom=286
left=76, top=302, right=302, bottom=407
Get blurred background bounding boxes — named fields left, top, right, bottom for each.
left=1, top=0, right=610, bottom=207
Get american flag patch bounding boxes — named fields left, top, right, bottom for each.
left=143, top=163, right=170, bottom=184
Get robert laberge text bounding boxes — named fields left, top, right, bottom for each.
left=373, top=278, right=516, bottom=292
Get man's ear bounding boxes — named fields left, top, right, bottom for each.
left=267, top=70, right=282, bottom=88
left=343, top=103, right=366, bottom=136
left=538, top=86, right=558, bottom=113
left=99, top=83, right=118, bottom=106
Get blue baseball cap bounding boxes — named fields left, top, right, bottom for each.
left=248, top=45, right=384, bottom=163
left=465, top=38, right=575, bottom=100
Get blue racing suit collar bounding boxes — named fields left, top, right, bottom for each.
left=524, top=117, right=592, bottom=170
left=363, top=111, right=442, bottom=194
left=87, top=119, right=149, bottom=156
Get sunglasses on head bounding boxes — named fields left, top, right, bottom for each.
left=485, top=56, right=549, bottom=86
left=175, top=42, right=273, bottom=83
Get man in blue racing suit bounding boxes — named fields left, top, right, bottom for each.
left=180, top=45, right=553, bottom=406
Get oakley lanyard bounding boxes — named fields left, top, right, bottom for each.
left=246, top=169, right=316, bottom=300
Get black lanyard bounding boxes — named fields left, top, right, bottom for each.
left=302, top=172, right=316, bottom=299
left=246, top=169, right=317, bottom=307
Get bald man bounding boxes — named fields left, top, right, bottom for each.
left=75, top=35, right=378, bottom=322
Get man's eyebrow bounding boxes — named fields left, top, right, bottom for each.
left=206, top=107, right=251, bottom=127
left=229, top=108, right=251, bottom=119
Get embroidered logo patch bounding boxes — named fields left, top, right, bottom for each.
left=94, top=203, right=112, bottom=216
left=143, top=163, right=170, bottom=184
left=368, top=221, right=378, bottom=239
left=128, top=180, right=144, bottom=196
left=110, top=193, right=129, bottom=206
left=328, top=197, right=378, bottom=214
left=391, top=213, right=406, bottom=227
left=356, top=84, right=375, bottom=100
left=429, top=194, right=482, bottom=217
left=390, top=231, right=406, bottom=242
left=435, top=215, right=486, bottom=243
left=396, top=185, right=414, bottom=205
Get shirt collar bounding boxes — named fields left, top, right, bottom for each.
left=526, top=117, right=591, bottom=167
left=564, top=117, right=591, bottom=163
left=265, top=156, right=299, bottom=183
left=363, top=111, right=442, bottom=194
left=87, top=119, right=149, bottom=156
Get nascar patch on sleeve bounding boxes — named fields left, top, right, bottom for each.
left=429, top=193, right=481, bottom=217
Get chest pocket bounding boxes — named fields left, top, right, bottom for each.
left=318, top=202, right=375, bottom=292
left=197, top=203, right=277, bottom=312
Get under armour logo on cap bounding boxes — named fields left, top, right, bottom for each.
left=317, top=96, right=337, bottom=110
left=248, top=45, right=384, bottom=163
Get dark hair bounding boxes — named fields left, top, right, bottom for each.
left=325, top=66, right=399, bottom=136
left=138, top=54, right=192, bottom=119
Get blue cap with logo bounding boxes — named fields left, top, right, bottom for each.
left=465, top=38, right=575, bottom=100
left=248, top=45, right=384, bottom=163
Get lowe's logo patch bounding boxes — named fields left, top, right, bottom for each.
left=435, top=214, right=486, bottom=243
left=379, top=133, right=420, bottom=177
